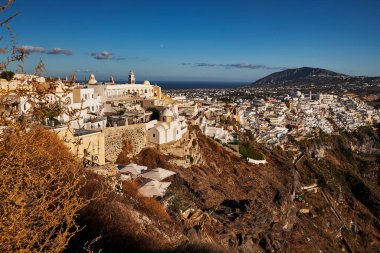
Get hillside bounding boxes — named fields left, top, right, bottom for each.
left=64, top=125, right=380, bottom=252
left=253, top=67, right=346, bottom=85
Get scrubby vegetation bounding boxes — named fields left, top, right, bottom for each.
left=0, top=127, right=93, bottom=252
left=0, top=70, right=14, bottom=80
left=122, top=180, right=170, bottom=220
left=239, top=143, right=265, bottom=160
left=66, top=177, right=175, bottom=253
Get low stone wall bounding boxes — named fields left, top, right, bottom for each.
left=102, top=124, right=147, bottom=163
left=247, top=158, right=267, bottom=164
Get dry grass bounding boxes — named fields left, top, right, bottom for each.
left=122, top=179, right=140, bottom=197
left=138, top=196, right=171, bottom=221
left=67, top=179, right=176, bottom=253
left=122, top=180, right=171, bottom=221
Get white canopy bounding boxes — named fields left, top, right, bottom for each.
left=139, top=168, right=176, bottom=181
left=138, top=180, right=171, bottom=198
left=119, top=163, right=147, bottom=175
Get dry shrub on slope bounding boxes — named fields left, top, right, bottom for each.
left=0, top=2, right=104, bottom=252
left=0, top=127, right=91, bottom=252
left=67, top=179, right=175, bottom=253
left=122, top=180, right=171, bottom=221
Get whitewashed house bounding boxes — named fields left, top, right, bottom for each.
left=147, top=108, right=188, bottom=145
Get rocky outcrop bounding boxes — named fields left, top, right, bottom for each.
left=87, top=164, right=122, bottom=192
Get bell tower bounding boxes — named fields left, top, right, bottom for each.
left=128, top=70, right=136, bottom=84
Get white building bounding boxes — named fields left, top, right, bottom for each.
left=317, top=93, right=335, bottom=103
left=88, top=71, right=162, bottom=100
left=200, top=116, right=234, bottom=143
left=72, top=87, right=103, bottom=114
left=147, top=108, right=188, bottom=145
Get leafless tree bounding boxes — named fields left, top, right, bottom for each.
left=0, top=2, right=100, bottom=252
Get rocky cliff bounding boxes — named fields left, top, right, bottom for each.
left=68, top=125, right=380, bottom=252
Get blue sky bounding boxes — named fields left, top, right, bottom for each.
left=4, top=0, right=380, bottom=82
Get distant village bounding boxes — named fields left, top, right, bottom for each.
left=1, top=70, right=379, bottom=197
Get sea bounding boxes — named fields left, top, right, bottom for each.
left=83, top=80, right=249, bottom=90
left=154, top=81, right=247, bottom=90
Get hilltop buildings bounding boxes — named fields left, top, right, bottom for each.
left=0, top=70, right=188, bottom=166
left=2, top=68, right=380, bottom=169
left=88, top=71, right=162, bottom=100
left=166, top=87, right=380, bottom=150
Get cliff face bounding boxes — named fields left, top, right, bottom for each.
left=132, top=126, right=380, bottom=252
left=131, top=127, right=302, bottom=252
left=295, top=128, right=380, bottom=252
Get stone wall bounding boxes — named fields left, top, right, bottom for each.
left=102, top=124, right=147, bottom=163
left=158, top=131, right=195, bottom=168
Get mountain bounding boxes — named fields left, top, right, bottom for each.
left=252, top=67, right=347, bottom=85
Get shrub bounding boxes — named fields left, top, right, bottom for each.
left=122, top=180, right=140, bottom=198
left=122, top=180, right=170, bottom=221
left=0, top=3, right=98, bottom=251
left=116, top=139, right=133, bottom=164
left=245, top=130, right=255, bottom=141
left=0, top=70, right=15, bottom=81
left=0, top=127, right=90, bottom=252
left=239, top=144, right=264, bottom=160
left=138, top=197, right=171, bottom=221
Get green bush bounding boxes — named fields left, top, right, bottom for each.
left=245, top=130, right=254, bottom=141
left=239, top=144, right=264, bottom=160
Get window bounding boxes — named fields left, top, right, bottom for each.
left=153, top=134, right=155, bottom=137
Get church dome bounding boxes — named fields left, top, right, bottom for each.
left=143, top=80, right=151, bottom=85
left=162, top=108, right=174, bottom=117
left=88, top=73, right=98, bottom=85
